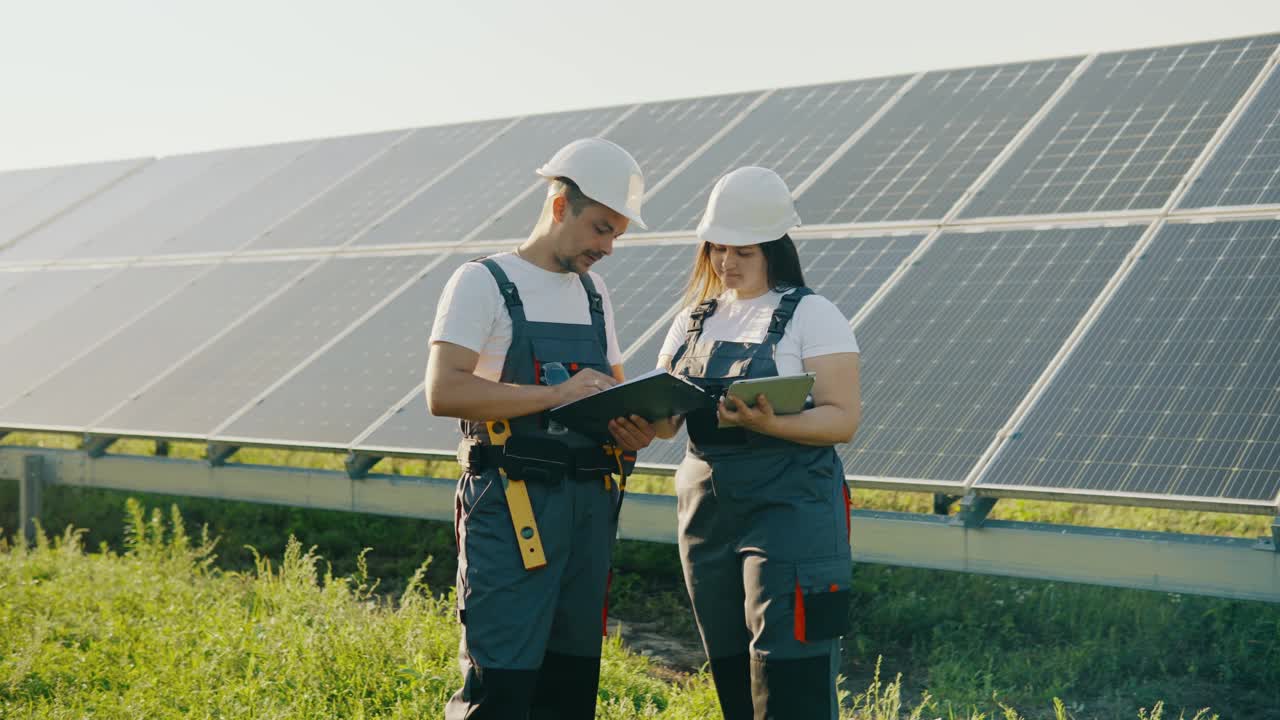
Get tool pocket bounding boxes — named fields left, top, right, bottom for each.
left=792, top=557, right=852, bottom=643
left=501, top=435, right=572, bottom=485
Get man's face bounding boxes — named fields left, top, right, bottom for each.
left=552, top=199, right=630, bottom=275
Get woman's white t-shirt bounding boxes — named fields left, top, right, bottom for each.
left=658, top=288, right=860, bottom=375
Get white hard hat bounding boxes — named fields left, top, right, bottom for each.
left=696, top=166, right=800, bottom=247
left=537, top=137, right=647, bottom=230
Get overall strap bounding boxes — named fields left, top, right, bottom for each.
left=672, top=298, right=718, bottom=366
left=476, top=257, right=527, bottom=325
left=762, top=287, right=814, bottom=347
left=577, top=271, right=609, bottom=355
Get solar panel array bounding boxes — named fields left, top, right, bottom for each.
left=2, top=33, right=1279, bottom=515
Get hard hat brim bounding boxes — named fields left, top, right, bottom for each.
left=695, top=216, right=797, bottom=247
left=536, top=168, right=648, bottom=230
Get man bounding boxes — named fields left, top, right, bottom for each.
left=426, top=137, right=657, bottom=719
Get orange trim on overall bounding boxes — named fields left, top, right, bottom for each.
left=602, top=569, right=613, bottom=636
left=793, top=579, right=807, bottom=643
left=843, top=483, right=853, bottom=543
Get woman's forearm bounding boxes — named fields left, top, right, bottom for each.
left=758, top=404, right=859, bottom=446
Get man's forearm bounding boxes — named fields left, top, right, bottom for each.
left=427, top=369, right=561, bottom=422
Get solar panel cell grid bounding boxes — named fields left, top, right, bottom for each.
left=244, top=121, right=509, bottom=252
left=839, top=226, right=1141, bottom=483
left=61, top=142, right=310, bottom=260
left=94, top=255, right=429, bottom=438
left=962, top=35, right=1280, bottom=218
left=0, top=264, right=207, bottom=409
left=642, top=77, right=907, bottom=233
left=356, top=107, right=631, bottom=248
left=472, top=93, right=762, bottom=243
left=0, top=159, right=145, bottom=247
left=978, top=220, right=1280, bottom=506
left=0, top=260, right=311, bottom=430
left=801, top=59, right=1079, bottom=224
left=158, top=132, right=403, bottom=256
left=0, top=153, right=226, bottom=264
left=1181, top=67, right=1280, bottom=209
left=216, top=255, right=467, bottom=447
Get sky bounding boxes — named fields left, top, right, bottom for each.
left=1, top=0, right=1278, bottom=172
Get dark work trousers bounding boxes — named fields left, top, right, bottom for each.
left=669, top=288, right=854, bottom=719
left=445, top=257, right=622, bottom=720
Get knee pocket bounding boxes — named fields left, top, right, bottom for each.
left=763, top=556, right=851, bottom=647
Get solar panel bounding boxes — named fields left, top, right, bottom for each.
left=977, top=220, right=1280, bottom=509
left=157, top=132, right=403, bottom=255
left=593, top=242, right=698, bottom=352
left=59, top=142, right=310, bottom=260
left=354, top=107, right=632, bottom=248
left=0, top=153, right=224, bottom=265
left=0, top=267, right=117, bottom=345
left=634, top=234, right=922, bottom=468
left=93, top=255, right=430, bottom=439
left=0, top=260, right=311, bottom=431
left=0, top=165, right=69, bottom=212
left=355, top=390, right=459, bottom=456
left=471, top=93, right=762, bottom=242
left=799, top=59, right=1079, bottom=224
left=642, top=77, right=908, bottom=233
left=213, top=254, right=466, bottom=448
left=243, top=121, right=509, bottom=252
left=0, top=158, right=146, bottom=246
left=1180, top=66, right=1280, bottom=209
left=840, top=226, right=1142, bottom=484
left=0, top=264, right=208, bottom=408
left=962, top=35, right=1280, bottom=218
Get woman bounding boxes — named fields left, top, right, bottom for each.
left=653, top=166, right=861, bottom=719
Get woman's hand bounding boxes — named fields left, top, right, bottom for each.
left=718, top=393, right=777, bottom=434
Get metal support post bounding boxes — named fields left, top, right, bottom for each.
left=207, top=443, right=239, bottom=467
left=932, top=493, right=958, bottom=516
left=344, top=451, right=381, bottom=480
left=83, top=434, right=118, bottom=458
left=951, top=493, right=998, bottom=528
left=20, top=455, right=44, bottom=543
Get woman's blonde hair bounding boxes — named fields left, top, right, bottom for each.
left=679, top=236, right=807, bottom=309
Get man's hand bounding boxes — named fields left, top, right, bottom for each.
left=554, top=368, right=617, bottom=405
left=608, top=414, right=656, bottom=452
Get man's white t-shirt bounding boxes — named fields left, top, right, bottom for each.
left=430, top=252, right=623, bottom=381
left=658, top=288, right=859, bottom=375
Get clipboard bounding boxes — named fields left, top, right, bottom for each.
left=547, top=369, right=716, bottom=441
left=718, top=372, right=816, bottom=428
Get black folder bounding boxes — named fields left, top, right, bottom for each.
left=547, top=369, right=715, bottom=441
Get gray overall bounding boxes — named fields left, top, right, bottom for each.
left=445, top=258, right=622, bottom=720
left=671, top=288, right=853, bottom=720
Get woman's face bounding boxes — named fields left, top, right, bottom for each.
left=708, top=242, right=768, bottom=297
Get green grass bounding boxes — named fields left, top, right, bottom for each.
left=2, top=432, right=1277, bottom=717
left=0, top=503, right=1239, bottom=719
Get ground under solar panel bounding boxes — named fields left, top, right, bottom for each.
left=977, top=219, right=1280, bottom=510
